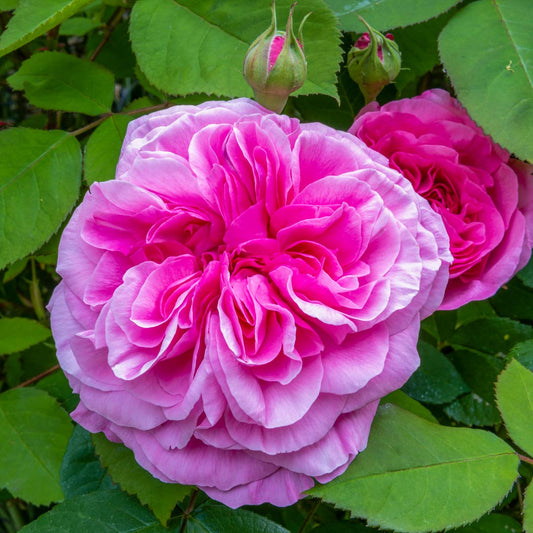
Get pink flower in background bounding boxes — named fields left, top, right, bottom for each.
left=350, top=89, right=533, bottom=310
left=49, top=99, right=450, bottom=508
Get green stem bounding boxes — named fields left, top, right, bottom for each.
left=297, top=499, right=320, bottom=533
left=252, top=89, right=288, bottom=114
left=517, top=477, right=523, bottom=508
left=0, top=504, right=16, bottom=533
left=69, top=115, right=110, bottom=137
left=69, top=103, right=171, bottom=137
left=90, top=7, right=125, bottom=62
left=6, top=501, right=25, bottom=532
left=30, top=258, right=46, bottom=322
left=178, top=489, right=199, bottom=533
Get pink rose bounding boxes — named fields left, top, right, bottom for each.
left=350, top=89, right=533, bottom=310
left=49, top=99, right=450, bottom=508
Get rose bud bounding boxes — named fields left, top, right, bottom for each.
left=347, top=17, right=401, bottom=104
left=244, top=1, right=310, bottom=113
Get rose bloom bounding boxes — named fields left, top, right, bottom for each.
left=350, top=88, right=533, bottom=310
left=49, top=99, right=450, bottom=508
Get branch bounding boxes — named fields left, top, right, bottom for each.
left=14, top=364, right=60, bottom=388
left=178, top=489, right=199, bottom=533
left=519, top=453, right=533, bottom=466
left=90, top=7, right=125, bottom=62
left=69, top=103, right=171, bottom=137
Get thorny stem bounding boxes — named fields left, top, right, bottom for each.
left=297, top=499, right=321, bottom=533
left=69, top=103, right=171, bottom=137
left=179, top=489, right=199, bottom=533
left=14, top=365, right=60, bottom=389
left=89, top=7, right=125, bottom=62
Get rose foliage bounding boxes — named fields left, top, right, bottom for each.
left=2, top=1, right=533, bottom=532
left=49, top=98, right=451, bottom=507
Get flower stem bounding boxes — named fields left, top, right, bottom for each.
left=297, top=499, right=320, bottom=533
left=178, top=489, right=199, bottom=533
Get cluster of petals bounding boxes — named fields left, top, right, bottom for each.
left=49, top=98, right=451, bottom=508
left=350, top=89, right=533, bottom=309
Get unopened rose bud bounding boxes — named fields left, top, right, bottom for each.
left=347, top=17, right=401, bottom=104
left=244, top=2, right=310, bottom=113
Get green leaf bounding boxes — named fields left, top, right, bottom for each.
left=456, top=300, right=497, bottom=326
left=448, top=349, right=504, bottom=405
left=507, top=340, right=533, bottom=371
left=84, top=114, right=132, bottom=184
left=60, top=425, right=114, bottom=498
left=0, top=0, right=17, bottom=11
left=0, top=388, right=73, bottom=505
left=9, top=52, right=114, bottom=115
left=450, top=317, right=533, bottom=355
left=325, top=0, right=461, bottom=32
left=16, top=343, right=58, bottom=386
left=490, top=278, right=533, bottom=322
left=93, top=433, right=190, bottom=526
left=4, top=353, right=22, bottom=387
left=88, top=21, right=136, bottom=79
left=130, top=0, right=341, bottom=100
left=35, top=371, right=79, bottom=413
left=381, top=390, right=438, bottom=423
left=444, top=392, right=501, bottom=427
left=525, top=481, right=533, bottom=533
left=59, top=16, right=101, bottom=36
left=0, top=0, right=93, bottom=57
left=308, top=404, right=519, bottom=533
left=310, top=521, right=376, bottom=533
left=496, top=359, right=533, bottom=457
left=439, top=0, right=533, bottom=161
left=0, top=128, right=81, bottom=269
left=187, top=503, right=291, bottom=533
left=518, top=252, right=533, bottom=288
left=392, top=12, right=455, bottom=96
left=292, top=69, right=364, bottom=131
left=2, top=257, right=28, bottom=283
left=448, top=513, right=522, bottom=532
left=0, top=318, right=50, bottom=355
left=18, top=489, right=169, bottom=533
left=402, top=341, right=469, bottom=404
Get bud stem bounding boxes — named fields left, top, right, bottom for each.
left=253, top=89, right=288, bottom=113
